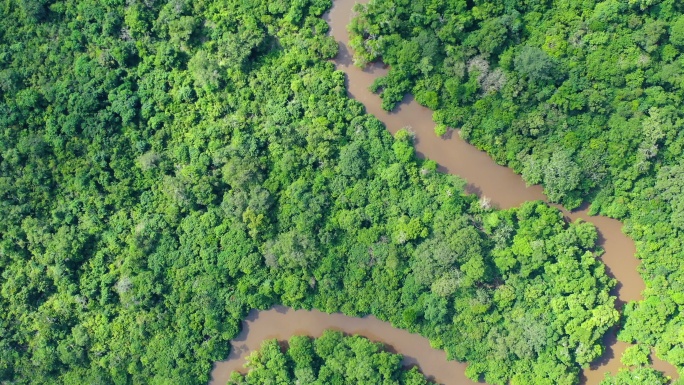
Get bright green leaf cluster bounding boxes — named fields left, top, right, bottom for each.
left=228, top=331, right=432, bottom=385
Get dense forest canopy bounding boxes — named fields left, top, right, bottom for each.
left=349, top=0, right=684, bottom=379
left=0, top=0, right=672, bottom=384
left=226, top=331, right=433, bottom=385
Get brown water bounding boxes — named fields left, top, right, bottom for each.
left=209, top=0, right=679, bottom=383
left=209, top=306, right=477, bottom=385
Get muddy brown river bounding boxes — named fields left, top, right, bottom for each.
left=209, top=0, right=679, bottom=383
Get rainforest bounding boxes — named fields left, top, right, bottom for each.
left=0, top=0, right=682, bottom=384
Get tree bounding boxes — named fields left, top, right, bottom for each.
left=543, top=150, right=581, bottom=204
left=670, top=16, right=684, bottom=47
left=620, top=344, right=650, bottom=367
left=599, top=367, right=668, bottom=385
left=188, top=50, right=222, bottom=91
left=655, top=164, right=684, bottom=229
left=514, top=47, right=556, bottom=83
left=338, top=142, right=367, bottom=178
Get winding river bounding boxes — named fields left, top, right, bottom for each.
left=209, top=0, right=679, bottom=383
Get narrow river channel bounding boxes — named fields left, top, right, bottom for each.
left=209, top=0, right=679, bottom=383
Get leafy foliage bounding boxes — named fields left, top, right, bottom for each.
left=227, top=331, right=432, bottom=385
left=0, top=0, right=618, bottom=384
left=350, top=0, right=684, bottom=375
left=599, top=367, right=670, bottom=385
left=599, top=345, right=681, bottom=385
